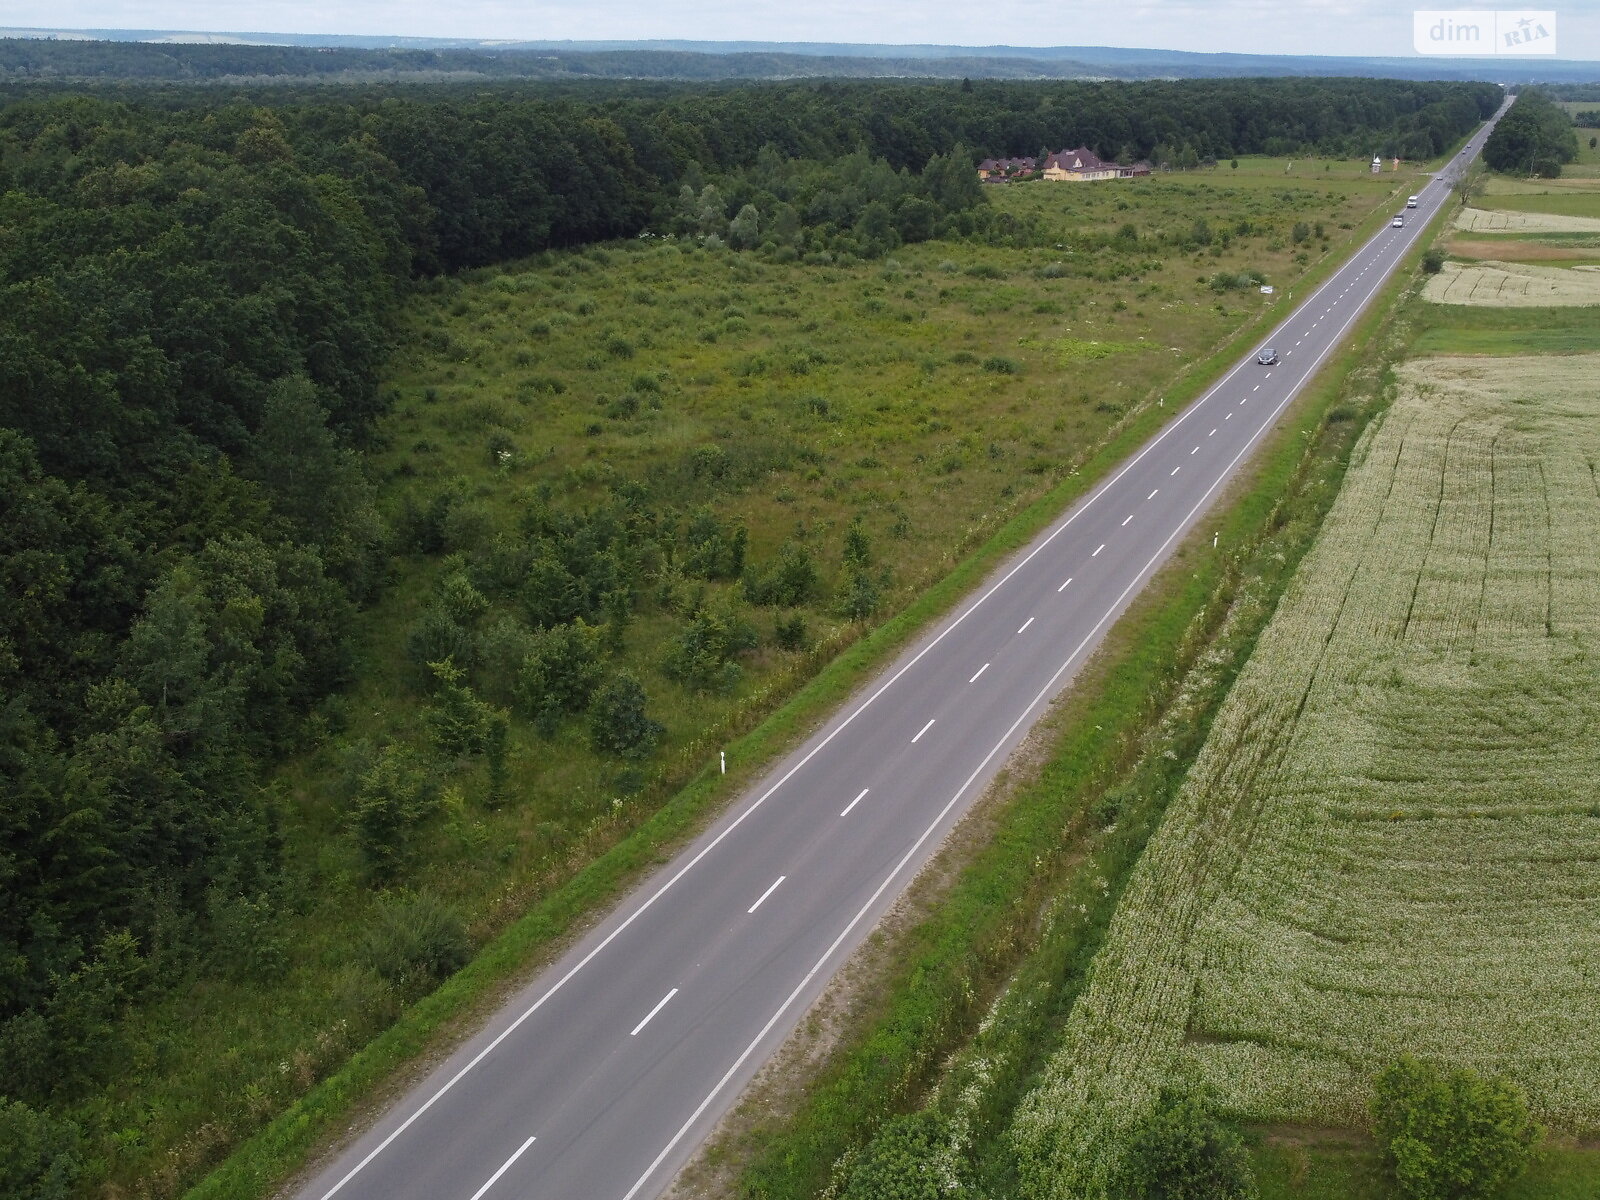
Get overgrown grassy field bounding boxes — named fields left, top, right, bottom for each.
left=1478, top=188, right=1600, bottom=217
left=1007, top=351, right=1600, bottom=1195
left=1409, top=303, right=1600, bottom=356
left=128, top=160, right=1436, bottom=1200
left=1254, top=1136, right=1600, bottom=1200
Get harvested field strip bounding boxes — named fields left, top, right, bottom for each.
left=1423, top=260, right=1600, bottom=306
left=1447, top=237, right=1600, bottom=264
left=1009, top=355, right=1600, bottom=1199
left=1455, top=206, right=1600, bottom=234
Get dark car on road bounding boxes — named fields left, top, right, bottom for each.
left=1256, top=348, right=1278, bottom=365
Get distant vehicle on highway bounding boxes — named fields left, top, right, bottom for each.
left=1256, top=347, right=1278, bottom=365
left=1407, top=196, right=1419, bottom=208
left=1391, top=215, right=1404, bottom=227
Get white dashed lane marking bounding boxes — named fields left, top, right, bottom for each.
left=747, top=877, right=786, bottom=915
left=631, top=990, right=678, bottom=1037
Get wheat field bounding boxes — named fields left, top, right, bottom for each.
left=1455, top=206, right=1600, bottom=233
left=1010, top=355, right=1600, bottom=1198
left=1423, top=259, right=1600, bottom=306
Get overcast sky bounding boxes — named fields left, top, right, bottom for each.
left=8, top=0, right=1600, bottom=57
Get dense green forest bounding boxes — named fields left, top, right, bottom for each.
left=0, top=74, right=1496, bottom=1195
left=1484, top=88, right=1581, bottom=175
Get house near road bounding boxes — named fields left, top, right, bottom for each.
left=979, top=147, right=1151, bottom=183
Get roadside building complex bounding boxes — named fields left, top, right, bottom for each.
left=977, top=146, right=1152, bottom=182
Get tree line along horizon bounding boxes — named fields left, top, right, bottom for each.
left=0, top=73, right=1505, bottom=1194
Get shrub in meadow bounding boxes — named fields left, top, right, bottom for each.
left=840, top=1112, right=967, bottom=1200
left=1371, top=1058, right=1540, bottom=1200
left=361, top=892, right=471, bottom=988
left=1115, top=1086, right=1257, bottom=1200
left=589, top=672, right=663, bottom=759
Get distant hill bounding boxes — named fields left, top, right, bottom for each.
left=0, top=29, right=1596, bottom=84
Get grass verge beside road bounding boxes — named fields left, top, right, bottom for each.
left=1256, top=1134, right=1600, bottom=1198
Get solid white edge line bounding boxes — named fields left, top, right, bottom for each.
left=912, top=718, right=936, bottom=743
left=467, top=1138, right=536, bottom=1200
left=315, top=127, right=1483, bottom=1200
left=840, top=788, right=869, bottom=817
left=747, top=877, right=786, bottom=915
left=969, top=662, right=990, bottom=684
left=630, top=988, right=679, bottom=1037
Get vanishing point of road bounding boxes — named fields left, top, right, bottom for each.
left=294, top=105, right=1507, bottom=1200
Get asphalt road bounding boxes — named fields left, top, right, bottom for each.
left=296, top=105, right=1507, bottom=1200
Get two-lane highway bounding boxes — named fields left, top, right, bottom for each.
left=295, top=103, right=1507, bottom=1200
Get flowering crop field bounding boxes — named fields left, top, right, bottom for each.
left=1423, top=259, right=1600, bottom=306
left=1010, top=354, right=1600, bottom=1198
